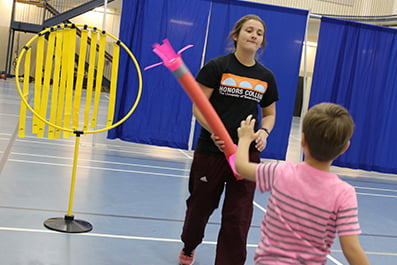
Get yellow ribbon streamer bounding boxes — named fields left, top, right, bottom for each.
left=106, top=42, right=120, bottom=127
left=32, top=34, right=45, bottom=134
left=63, top=28, right=76, bottom=138
left=55, top=29, right=69, bottom=138
left=18, top=47, right=31, bottom=138
left=37, top=31, right=56, bottom=138
left=90, top=31, right=106, bottom=128
left=83, top=30, right=98, bottom=130
left=15, top=23, right=143, bottom=139
left=72, top=29, right=88, bottom=130
left=48, top=29, right=64, bottom=139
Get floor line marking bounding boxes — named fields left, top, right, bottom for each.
left=11, top=153, right=397, bottom=194
left=326, top=254, right=344, bottom=265
left=0, top=226, right=241, bottom=246
left=178, top=149, right=193, bottom=159
left=5, top=226, right=391, bottom=265
left=253, top=201, right=267, bottom=213
left=11, top=152, right=189, bottom=172
left=0, top=226, right=396, bottom=257
left=14, top=138, right=189, bottom=159
left=355, top=186, right=397, bottom=193
left=13, top=156, right=397, bottom=197
left=356, top=192, right=397, bottom=198
left=8, top=159, right=189, bottom=178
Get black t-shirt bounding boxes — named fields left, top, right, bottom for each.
left=195, top=53, right=279, bottom=155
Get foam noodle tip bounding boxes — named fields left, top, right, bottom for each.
left=152, top=39, right=182, bottom=72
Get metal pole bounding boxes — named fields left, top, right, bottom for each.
left=5, top=0, right=17, bottom=77
left=187, top=1, right=212, bottom=151
left=298, top=10, right=313, bottom=162
left=102, top=0, right=108, bottom=31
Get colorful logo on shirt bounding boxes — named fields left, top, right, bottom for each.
left=219, top=73, right=267, bottom=102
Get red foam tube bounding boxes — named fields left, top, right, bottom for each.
left=150, top=39, right=241, bottom=179
left=178, top=72, right=236, bottom=157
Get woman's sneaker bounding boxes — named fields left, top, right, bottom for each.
left=179, top=249, right=195, bottom=265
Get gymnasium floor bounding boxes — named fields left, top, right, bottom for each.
left=0, top=78, right=396, bottom=264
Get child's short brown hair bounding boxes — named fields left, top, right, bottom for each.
left=302, top=103, right=354, bottom=162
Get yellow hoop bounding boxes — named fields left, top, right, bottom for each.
left=15, top=23, right=142, bottom=135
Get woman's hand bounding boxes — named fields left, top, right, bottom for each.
left=211, top=134, right=225, bottom=152
left=254, top=129, right=268, bottom=152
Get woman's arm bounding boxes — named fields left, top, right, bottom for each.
left=254, top=102, right=276, bottom=152
left=261, top=102, right=276, bottom=132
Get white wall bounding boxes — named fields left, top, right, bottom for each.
left=246, top=0, right=396, bottom=16
left=0, top=0, right=13, bottom=27
left=72, top=8, right=122, bottom=40
left=366, top=0, right=395, bottom=16
left=0, top=0, right=14, bottom=72
left=0, top=0, right=122, bottom=73
left=393, top=0, right=397, bottom=13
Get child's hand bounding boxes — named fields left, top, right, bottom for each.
left=238, top=115, right=256, bottom=141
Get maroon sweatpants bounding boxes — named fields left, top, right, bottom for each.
left=181, top=151, right=259, bottom=265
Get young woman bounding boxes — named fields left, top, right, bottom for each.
left=179, top=14, right=279, bottom=265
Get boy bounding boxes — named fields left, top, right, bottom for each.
left=235, top=103, right=370, bottom=265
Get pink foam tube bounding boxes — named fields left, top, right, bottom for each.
left=152, top=39, right=241, bottom=179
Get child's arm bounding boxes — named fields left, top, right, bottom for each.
left=339, top=234, right=370, bottom=265
left=235, top=115, right=259, bottom=181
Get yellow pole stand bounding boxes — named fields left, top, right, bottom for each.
left=67, top=131, right=81, bottom=216
left=15, top=24, right=143, bottom=233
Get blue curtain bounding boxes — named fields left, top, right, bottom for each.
left=310, top=17, right=397, bottom=173
left=110, top=0, right=308, bottom=161
left=108, top=0, right=210, bottom=148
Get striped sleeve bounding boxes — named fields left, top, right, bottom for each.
left=336, top=185, right=362, bottom=236
left=256, top=162, right=279, bottom=193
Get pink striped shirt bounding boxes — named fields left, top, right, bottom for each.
left=255, top=161, right=361, bottom=264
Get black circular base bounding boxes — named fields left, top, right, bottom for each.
left=44, top=215, right=92, bottom=233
